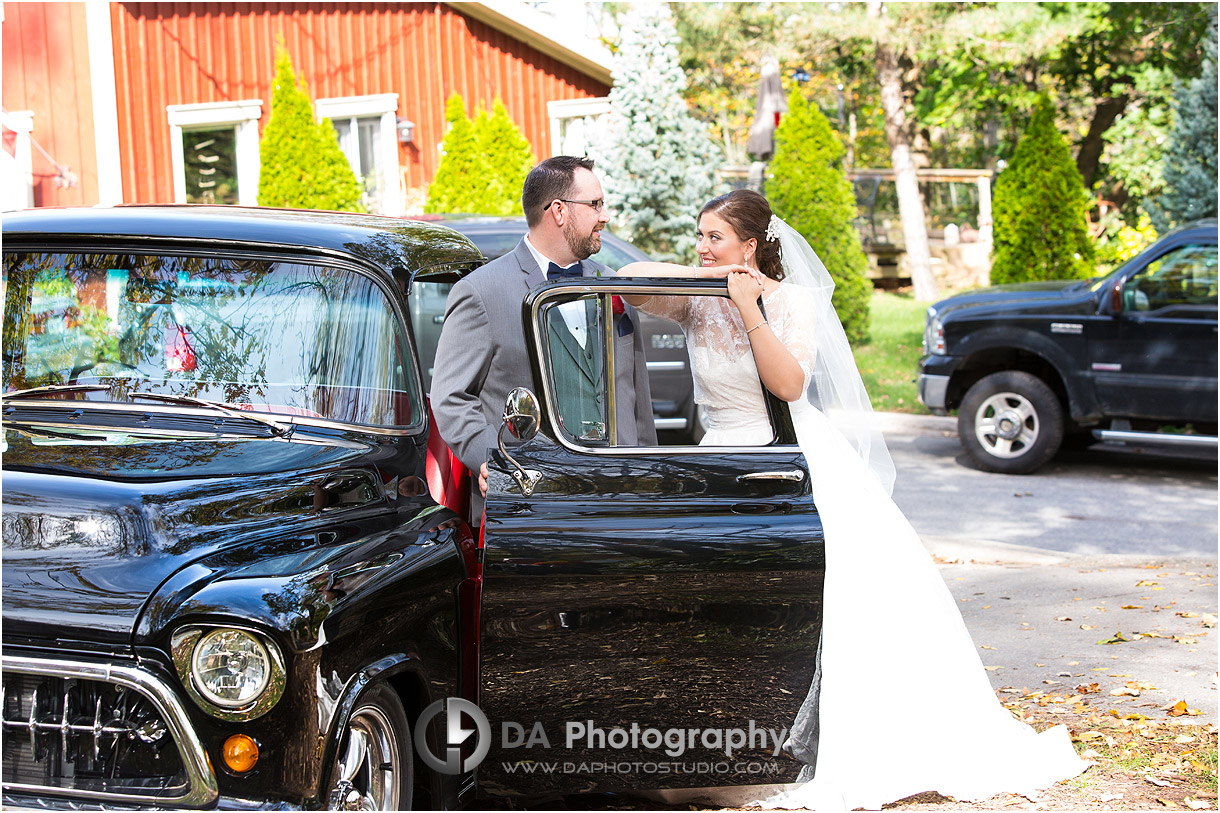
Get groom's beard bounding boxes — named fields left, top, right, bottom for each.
left=564, top=221, right=602, bottom=260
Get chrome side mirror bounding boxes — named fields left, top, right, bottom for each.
left=503, top=386, right=540, bottom=441
left=497, top=387, right=542, bottom=496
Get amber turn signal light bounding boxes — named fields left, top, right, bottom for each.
left=223, top=734, right=259, bottom=773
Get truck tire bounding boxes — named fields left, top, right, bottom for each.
left=326, top=683, right=413, bottom=810
left=958, top=371, right=1064, bottom=474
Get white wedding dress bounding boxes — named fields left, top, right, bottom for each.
left=641, top=288, right=1086, bottom=810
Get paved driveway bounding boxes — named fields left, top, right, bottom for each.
left=878, top=412, right=1218, bottom=559
left=874, top=413, right=1217, bottom=718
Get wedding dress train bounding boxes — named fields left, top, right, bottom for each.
left=643, top=288, right=1086, bottom=810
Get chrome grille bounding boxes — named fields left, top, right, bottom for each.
left=1, top=657, right=217, bottom=807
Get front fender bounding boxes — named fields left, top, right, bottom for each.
left=950, top=325, right=1096, bottom=418
left=134, top=511, right=466, bottom=804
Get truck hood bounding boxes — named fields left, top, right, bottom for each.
left=933, top=279, right=1094, bottom=320
left=1, top=426, right=376, bottom=651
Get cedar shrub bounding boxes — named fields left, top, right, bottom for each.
left=767, top=88, right=872, bottom=346
left=426, top=95, right=533, bottom=215
left=991, top=97, right=1094, bottom=284
left=257, top=46, right=362, bottom=212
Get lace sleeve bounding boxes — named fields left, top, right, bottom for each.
left=632, top=294, right=691, bottom=325
left=768, top=286, right=817, bottom=388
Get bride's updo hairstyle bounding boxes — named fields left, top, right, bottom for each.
left=698, top=190, right=784, bottom=281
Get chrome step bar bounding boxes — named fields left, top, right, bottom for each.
left=1091, top=428, right=1219, bottom=448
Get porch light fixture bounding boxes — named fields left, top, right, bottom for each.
left=396, top=117, right=415, bottom=144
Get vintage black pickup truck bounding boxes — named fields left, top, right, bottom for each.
left=918, top=219, right=1218, bottom=473
left=1, top=206, right=820, bottom=809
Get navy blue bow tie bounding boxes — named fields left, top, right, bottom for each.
left=546, top=261, right=583, bottom=280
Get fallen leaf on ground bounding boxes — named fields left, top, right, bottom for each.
left=1176, top=611, right=1200, bottom=618
left=1056, top=616, right=1072, bottom=621
left=1111, top=686, right=1141, bottom=696
left=1201, top=613, right=1217, bottom=627
left=1146, top=776, right=1174, bottom=787
left=1165, top=700, right=1191, bottom=717
left=1122, top=605, right=1144, bottom=609
left=984, top=666, right=1003, bottom=671
left=980, top=645, right=997, bottom=650
left=1185, top=799, right=1211, bottom=810
left=1080, top=624, right=1098, bottom=630
left=1077, top=682, right=1100, bottom=694
left=1097, top=630, right=1131, bottom=644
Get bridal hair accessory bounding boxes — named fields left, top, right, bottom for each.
left=765, top=215, right=783, bottom=243
left=772, top=217, right=896, bottom=494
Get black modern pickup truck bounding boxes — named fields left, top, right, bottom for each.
left=918, top=219, right=1218, bottom=473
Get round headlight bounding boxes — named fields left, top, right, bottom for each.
left=191, top=628, right=272, bottom=708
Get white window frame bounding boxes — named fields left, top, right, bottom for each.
left=316, top=94, right=403, bottom=216
left=547, top=97, right=610, bottom=158
left=2, top=109, right=35, bottom=210
left=167, top=100, right=262, bottom=206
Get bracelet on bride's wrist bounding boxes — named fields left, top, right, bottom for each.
left=745, top=320, right=768, bottom=335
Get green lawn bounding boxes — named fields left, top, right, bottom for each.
left=853, top=290, right=930, bottom=414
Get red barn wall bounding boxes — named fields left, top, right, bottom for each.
left=110, top=2, right=610, bottom=204
left=2, top=1, right=99, bottom=207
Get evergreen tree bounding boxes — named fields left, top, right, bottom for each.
left=426, top=95, right=485, bottom=214
left=594, top=2, right=721, bottom=262
left=1148, top=7, right=1217, bottom=231
left=767, top=89, right=872, bottom=346
left=479, top=100, right=534, bottom=216
left=990, top=98, right=1094, bottom=284
left=257, top=47, right=362, bottom=212
left=426, top=95, right=534, bottom=215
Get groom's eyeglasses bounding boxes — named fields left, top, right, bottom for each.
left=544, top=198, right=606, bottom=212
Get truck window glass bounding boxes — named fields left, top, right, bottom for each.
left=2, top=251, right=420, bottom=427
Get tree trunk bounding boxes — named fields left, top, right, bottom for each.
left=869, top=1, right=937, bottom=302
left=1076, top=95, right=1128, bottom=188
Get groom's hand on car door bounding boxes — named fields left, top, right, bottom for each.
left=479, top=462, right=489, bottom=496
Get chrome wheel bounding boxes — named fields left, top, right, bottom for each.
left=958, top=370, right=1064, bottom=474
left=327, top=685, right=411, bottom=811
left=973, top=391, right=1039, bottom=459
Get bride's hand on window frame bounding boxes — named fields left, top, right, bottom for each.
left=726, top=270, right=765, bottom=311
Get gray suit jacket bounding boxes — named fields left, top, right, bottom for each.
left=430, top=239, right=657, bottom=513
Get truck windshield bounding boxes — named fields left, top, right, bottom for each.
left=2, top=251, right=419, bottom=428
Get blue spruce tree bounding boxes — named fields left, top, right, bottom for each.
left=594, top=2, right=721, bottom=262
left=1148, top=6, right=1218, bottom=231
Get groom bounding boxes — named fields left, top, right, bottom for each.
left=429, top=156, right=656, bottom=516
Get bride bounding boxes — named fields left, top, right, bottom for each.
left=620, top=190, right=1085, bottom=810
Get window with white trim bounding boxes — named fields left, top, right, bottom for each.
left=547, top=97, right=610, bottom=158
left=167, top=101, right=262, bottom=206
left=316, top=94, right=403, bottom=216
left=2, top=110, right=35, bottom=210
